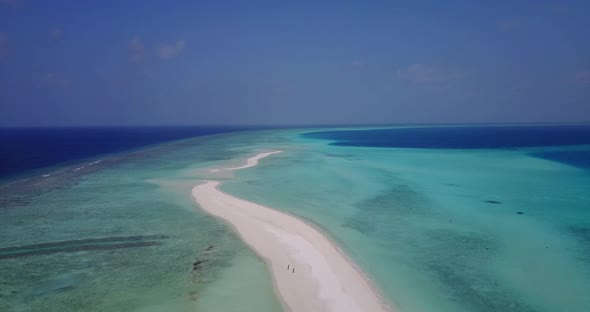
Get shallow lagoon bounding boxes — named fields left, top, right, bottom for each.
left=1, top=126, right=590, bottom=311
left=226, top=126, right=590, bottom=312
left=0, top=133, right=282, bottom=312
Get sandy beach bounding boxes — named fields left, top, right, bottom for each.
left=192, top=151, right=392, bottom=312
left=209, top=151, right=281, bottom=172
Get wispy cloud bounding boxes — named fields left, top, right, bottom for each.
left=129, top=36, right=146, bottom=63
left=498, top=17, right=528, bottom=31
left=574, top=71, right=590, bottom=83
left=0, top=0, right=20, bottom=7
left=396, top=63, right=450, bottom=84
left=51, top=28, right=62, bottom=41
left=0, top=32, right=8, bottom=59
left=40, top=72, right=71, bottom=89
left=157, top=40, right=185, bottom=60
left=129, top=37, right=186, bottom=62
left=351, top=60, right=365, bottom=68
left=549, top=4, right=570, bottom=15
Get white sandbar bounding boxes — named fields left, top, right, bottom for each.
left=192, top=151, right=392, bottom=312
left=209, top=150, right=281, bottom=172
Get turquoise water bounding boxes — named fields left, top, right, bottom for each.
left=1, top=127, right=590, bottom=311
left=0, top=133, right=282, bottom=312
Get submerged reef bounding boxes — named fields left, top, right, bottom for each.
left=0, top=235, right=167, bottom=260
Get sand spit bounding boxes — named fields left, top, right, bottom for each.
left=192, top=151, right=392, bottom=312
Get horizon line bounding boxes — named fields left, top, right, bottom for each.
left=2, top=121, right=590, bottom=129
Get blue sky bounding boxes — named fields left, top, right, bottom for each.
left=0, top=0, right=589, bottom=126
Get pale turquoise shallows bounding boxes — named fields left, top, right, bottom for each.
left=0, top=132, right=283, bottom=312
left=1, top=128, right=589, bottom=312
left=221, top=129, right=590, bottom=312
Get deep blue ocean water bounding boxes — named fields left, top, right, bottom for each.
left=303, top=125, right=590, bottom=149
left=303, top=125, right=590, bottom=169
left=530, top=150, right=590, bottom=170
left=0, top=126, right=251, bottom=178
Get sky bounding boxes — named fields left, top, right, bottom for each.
left=0, top=0, right=589, bottom=126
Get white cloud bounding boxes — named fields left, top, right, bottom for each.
left=51, top=28, right=62, bottom=40
left=0, top=32, right=8, bottom=59
left=157, top=40, right=185, bottom=60
left=574, top=71, right=590, bottom=83
left=0, top=0, right=20, bottom=7
left=396, top=63, right=448, bottom=84
left=129, top=36, right=146, bottom=63
left=40, top=72, right=70, bottom=89
left=549, top=5, right=570, bottom=15
left=498, top=17, right=527, bottom=31
left=350, top=60, right=366, bottom=69
left=128, top=37, right=186, bottom=62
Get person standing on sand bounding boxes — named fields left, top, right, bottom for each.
left=292, top=267, right=294, bottom=273
left=287, top=264, right=290, bottom=270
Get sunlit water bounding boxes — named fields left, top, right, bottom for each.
left=1, top=126, right=590, bottom=311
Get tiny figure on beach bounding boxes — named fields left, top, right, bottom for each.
left=287, top=264, right=290, bottom=270
left=292, top=267, right=295, bottom=273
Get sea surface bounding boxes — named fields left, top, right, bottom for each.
left=1, top=125, right=590, bottom=312
left=0, top=126, right=249, bottom=178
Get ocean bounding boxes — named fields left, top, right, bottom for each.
left=0, top=126, right=250, bottom=178
left=1, top=125, right=589, bottom=311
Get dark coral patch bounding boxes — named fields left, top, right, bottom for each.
left=0, top=235, right=167, bottom=260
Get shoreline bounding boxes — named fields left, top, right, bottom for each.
left=209, top=150, right=281, bottom=172
left=192, top=151, right=392, bottom=312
